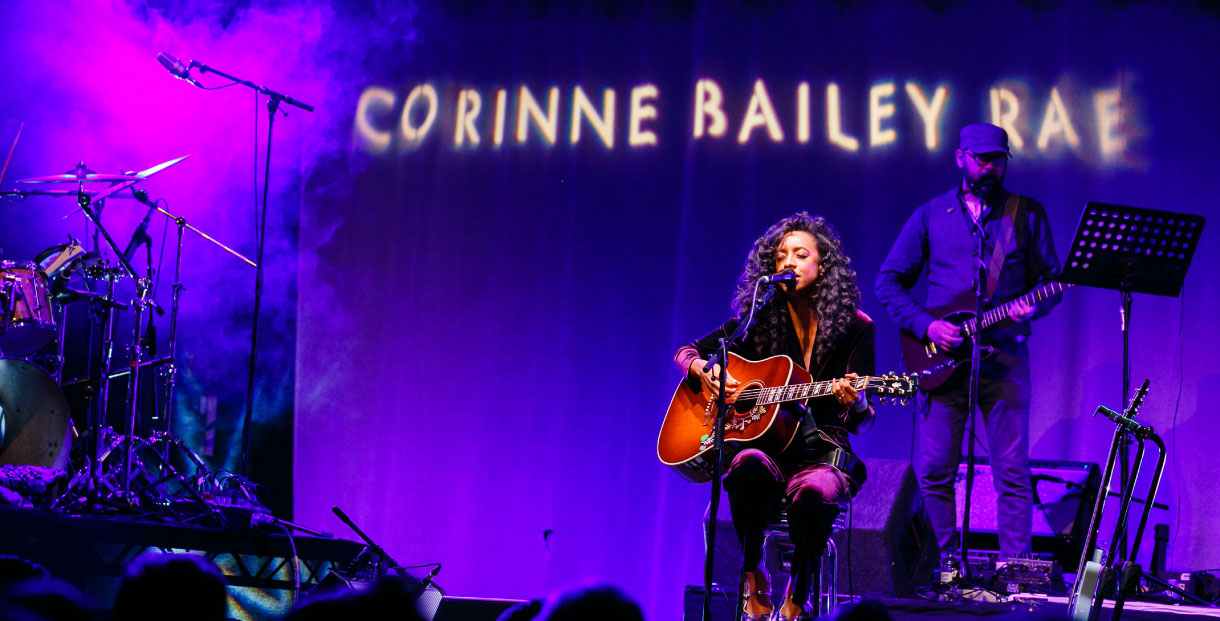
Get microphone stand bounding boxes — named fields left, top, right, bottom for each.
left=1116, top=288, right=1133, bottom=560
left=702, top=280, right=778, bottom=621
left=185, top=59, right=313, bottom=478
left=957, top=206, right=985, bottom=580
left=332, top=506, right=407, bottom=578
left=125, top=189, right=255, bottom=461
left=953, top=191, right=1003, bottom=600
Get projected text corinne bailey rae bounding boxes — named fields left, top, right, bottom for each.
left=354, top=78, right=1134, bottom=162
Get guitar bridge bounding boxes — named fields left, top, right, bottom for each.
left=698, top=405, right=768, bottom=451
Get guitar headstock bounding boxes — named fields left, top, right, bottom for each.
left=1124, top=379, right=1151, bottom=419
left=866, top=373, right=918, bottom=406
left=1093, top=379, right=1153, bottom=436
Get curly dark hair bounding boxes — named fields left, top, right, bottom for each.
left=731, top=212, right=861, bottom=365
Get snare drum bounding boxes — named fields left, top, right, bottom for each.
left=0, top=261, right=57, bottom=356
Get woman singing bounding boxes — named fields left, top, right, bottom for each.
left=674, top=212, right=875, bottom=621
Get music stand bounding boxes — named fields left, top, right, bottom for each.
left=1058, top=201, right=1204, bottom=560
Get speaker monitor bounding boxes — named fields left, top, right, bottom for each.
left=433, top=597, right=523, bottom=621
left=704, top=458, right=938, bottom=599
left=833, top=458, right=939, bottom=597
left=954, top=457, right=1100, bottom=567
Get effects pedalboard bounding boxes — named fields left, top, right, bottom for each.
left=934, top=551, right=1064, bottom=595
left=995, top=557, right=1063, bottom=594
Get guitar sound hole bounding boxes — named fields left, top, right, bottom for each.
left=732, top=383, right=760, bottom=415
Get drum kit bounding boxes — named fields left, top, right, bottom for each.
left=0, top=152, right=261, bottom=524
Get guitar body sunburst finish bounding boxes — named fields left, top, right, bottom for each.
left=656, top=353, right=808, bottom=484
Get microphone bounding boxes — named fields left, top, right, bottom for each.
left=404, top=564, right=445, bottom=599
left=157, top=52, right=200, bottom=87
left=759, top=269, right=797, bottom=286
left=418, top=565, right=441, bottom=591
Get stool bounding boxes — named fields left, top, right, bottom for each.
left=757, top=502, right=850, bottom=617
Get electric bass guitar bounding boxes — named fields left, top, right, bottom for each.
left=899, top=281, right=1072, bottom=391
left=656, top=352, right=916, bottom=484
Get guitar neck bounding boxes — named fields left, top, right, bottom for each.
left=758, top=377, right=871, bottom=405
left=967, top=281, right=1073, bottom=334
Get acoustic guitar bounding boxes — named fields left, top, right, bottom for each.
left=656, top=352, right=916, bottom=484
left=899, top=281, right=1072, bottom=391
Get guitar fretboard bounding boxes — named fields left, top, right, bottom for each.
left=966, top=281, right=1073, bottom=335
left=758, top=378, right=871, bottom=405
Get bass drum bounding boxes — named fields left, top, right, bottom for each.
left=0, top=358, right=71, bottom=469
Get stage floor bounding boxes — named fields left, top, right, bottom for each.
left=685, top=586, right=1219, bottom=621
left=868, top=595, right=1220, bottom=619
left=4, top=505, right=1216, bottom=620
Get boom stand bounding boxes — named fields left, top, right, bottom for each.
left=128, top=190, right=256, bottom=448
left=1058, top=202, right=1204, bottom=559
left=186, top=58, right=313, bottom=477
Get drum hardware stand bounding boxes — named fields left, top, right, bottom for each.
left=52, top=302, right=69, bottom=384
left=1, top=272, right=16, bottom=334
left=75, top=190, right=138, bottom=281
left=49, top=183, right=141, bottom=512
left=118, top=275, right=155, bottom=503
left=61, top=267, right=125, bottom=512
left=74, top=182, right=136, bottom=477
left=52, top=427, right=229, bottom=527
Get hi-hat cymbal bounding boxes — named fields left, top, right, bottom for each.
left=17, top=160, right=141, bottom=184
left=17, top=172, right=141, bottom=184
left=0, top=188, right=83, bottom=198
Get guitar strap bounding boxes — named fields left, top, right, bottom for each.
left=798, top=411, right=867, bottom=483
left=985, top=194, right=1024, bottom=300
left=818, top=445, right=865, bottom=484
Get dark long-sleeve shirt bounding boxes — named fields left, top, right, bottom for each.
left=874, top=186, right=1062, bottom=344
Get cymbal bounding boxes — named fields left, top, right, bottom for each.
left=17, top=172, right=141, bottom=184
left=0, top=188, right=83, bottom=198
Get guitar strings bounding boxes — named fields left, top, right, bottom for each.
left=723, top=378, right=876, bottom=401
left=710, top=373, right=913, bottom=404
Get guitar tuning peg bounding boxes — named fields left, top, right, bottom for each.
left=900, top=399, right=909, bottom=407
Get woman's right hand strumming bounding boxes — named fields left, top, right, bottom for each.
left=689, top=358, right=741, bottom=400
